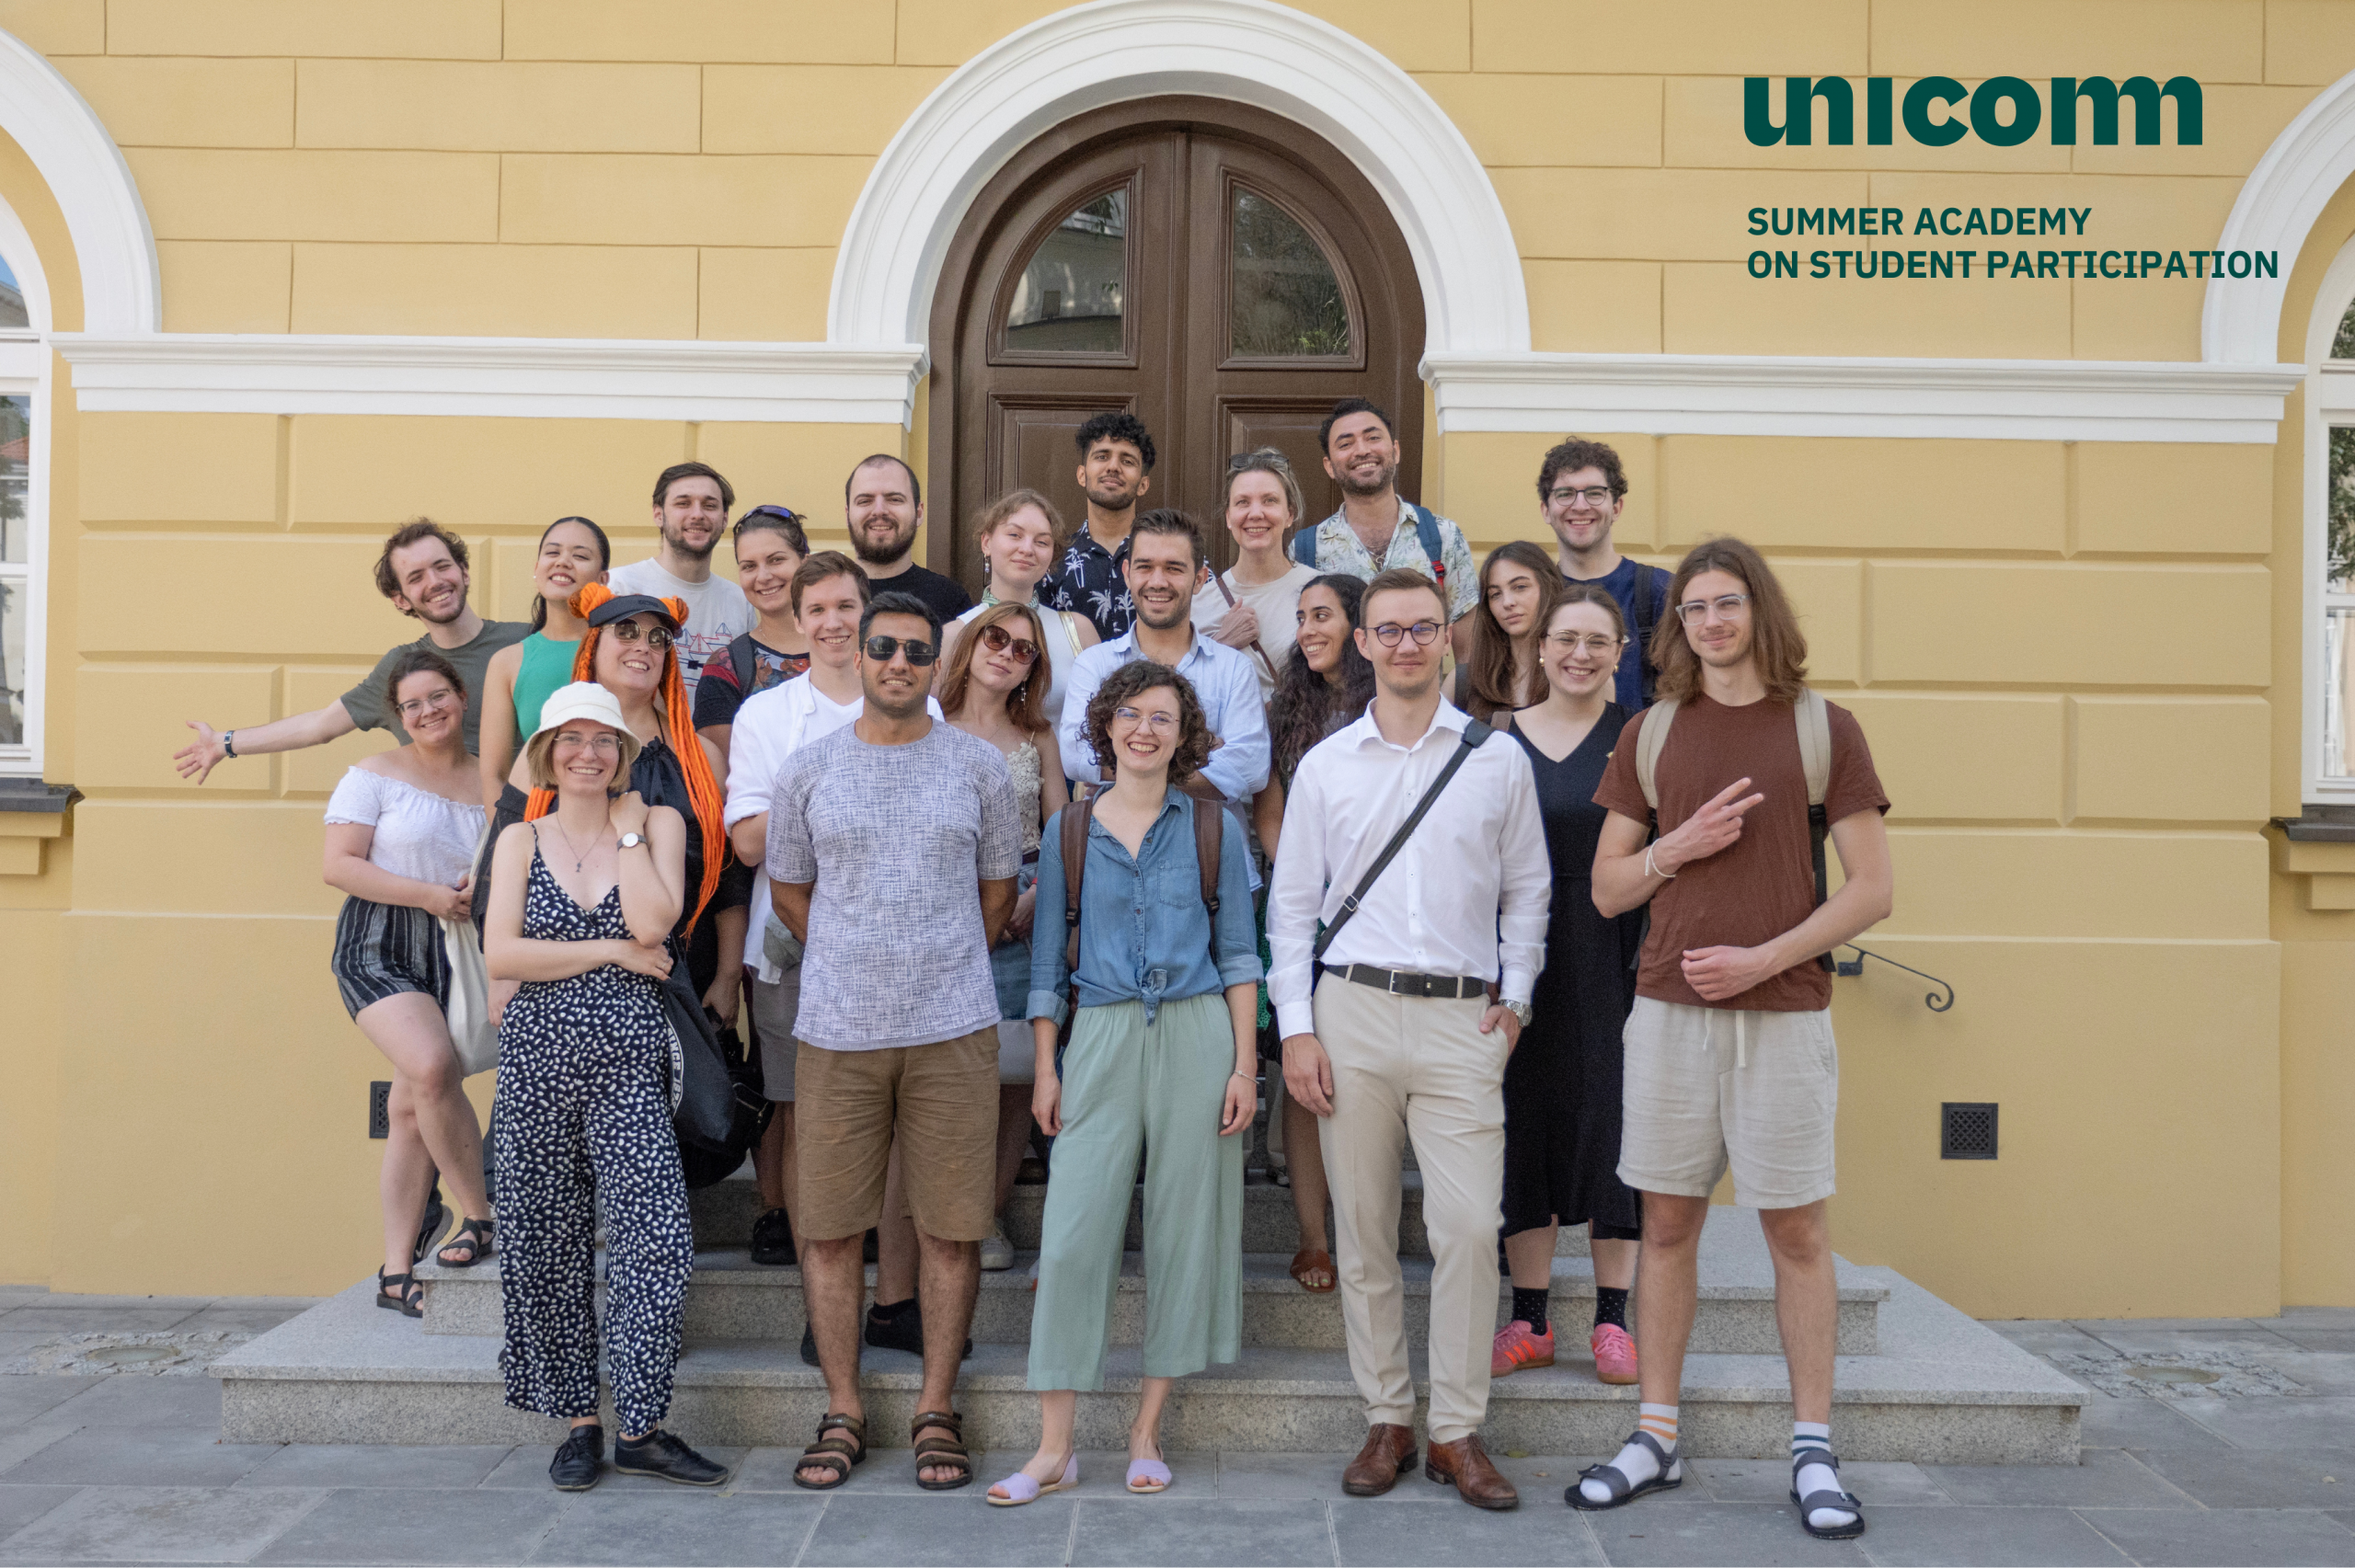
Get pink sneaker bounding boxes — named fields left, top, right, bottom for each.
left=1591, top=1322, right=1639, bottom=1385
left=1490, top=1319, right=1555, bottom=1378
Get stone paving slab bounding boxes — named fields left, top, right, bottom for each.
left=1924, top=1450, right=2195, bottom=1509
left=1856, top=1504, right=2134, bottom=1566
left=0, top=1483, right=324, bottom=1564
left=2130, top=1445, right=2355, bottom=1509
left=235, top=1443, right=517, bottom=1491
left=1328, top=1498, right=1605, bottom=1566
left=251, top=1486, right=566, bottom=1565
left=0, top=1426, right=281, bottom=1489
left=1580, top=1499, right=1873, bottom=1566
left=2075, top=1506, right=2355, bottom=1567
left=40, top=1377, right=220, bottom=1429
left=525, top=1489, right=822, bottom=1566
left=0, top=1485, right=78, bottom=1541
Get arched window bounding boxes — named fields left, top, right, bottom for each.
left=2307, top=241, right=2355, bottom=799
left=0, top=227, right=43, bottom=776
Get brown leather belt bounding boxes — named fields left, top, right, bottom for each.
left=1334, top=963, right=1486, bottom=1001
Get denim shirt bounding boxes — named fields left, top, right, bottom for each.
left=1028, top=789, right=1261, bottom=1025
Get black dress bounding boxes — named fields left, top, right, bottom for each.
left=1501, top=704, right=1646, bottom=1239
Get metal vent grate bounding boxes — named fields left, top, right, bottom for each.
left=1941, top=1102, right=1997, bottom=1160
left=369, top=1082, right=392, bottom=1140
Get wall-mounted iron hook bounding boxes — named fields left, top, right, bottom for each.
left=1833, top=944, right=1955, bottom=1013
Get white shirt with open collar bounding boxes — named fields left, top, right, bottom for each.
left=1265, top=696, right=1551, bottom=1041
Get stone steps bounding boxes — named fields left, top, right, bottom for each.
left=213, top=1210, right=2080, bottom=1462
left=412, top=1247, right=1885, bottom=1355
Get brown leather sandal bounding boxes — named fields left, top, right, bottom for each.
left=1289, top=1247, right=1337, bottom=1293
left=910, top=1410, right=973, bottom=1491
left=790, top=1413, right=867, bottom=1491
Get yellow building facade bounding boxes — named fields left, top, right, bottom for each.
left=0, top=0, right=2349, bottom=1322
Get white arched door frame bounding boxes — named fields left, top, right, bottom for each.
left=825, top=0, right=1530, bottom=363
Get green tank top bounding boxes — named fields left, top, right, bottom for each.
left=511, top=632, right=579, bottom=738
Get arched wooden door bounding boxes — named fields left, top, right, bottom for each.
left=926, top=97, right=1426, bottom=588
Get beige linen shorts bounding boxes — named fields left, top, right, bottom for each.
left=1616, top=996, right=1838, bottom=1209
left=793, top=1028, right=1000, bottom=1242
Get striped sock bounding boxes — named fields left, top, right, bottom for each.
left=1580, top=1402, right=1679, bottom=1505
left=1792, top=1422, right=1855, bottom=1529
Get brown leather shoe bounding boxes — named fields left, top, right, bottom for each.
left=1425, top=1434, right=1519, bottom=1510
left=1341, top=1423, right=1417, bottom=1496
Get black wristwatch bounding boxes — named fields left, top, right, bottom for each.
left=222, top=730, right=237, bottom=759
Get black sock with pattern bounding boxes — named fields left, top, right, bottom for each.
left=1593, top=1286, right=1630, bottom=1332
left=1511, top=1286, right=1550, bottom=1335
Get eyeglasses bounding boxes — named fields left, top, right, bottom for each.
left=394, top=689, right=458, bottom=721
left=976, top=624, right=1039, bottom=665
left=606, top=621, right=674, bottom=649
left=1548, top=486, right=1614, bottom=508
left=862, top=635, right=937, bottom=666
left=1674, top=593, right=1752, bottom=626
left=553, top=731, right=621, bottom=756
left=1544, top=632, right=1625, bottom=657
left=1368, top=620, right=1443, bottom=647
left=1111, top=705, right=1178, bottom=731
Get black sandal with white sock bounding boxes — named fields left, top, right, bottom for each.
left=1790, top=1453, right=1865, bottom=1539
left=1566, top=1429, right=1683, bottom=1510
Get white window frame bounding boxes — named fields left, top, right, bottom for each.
left=0, top=193, right=48, bottom=779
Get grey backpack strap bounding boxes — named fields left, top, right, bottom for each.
left=1312, top=719, right=1492, bottom=964
left=1796, top=688, right=1835, bottom=972
left=1632, top=697, right=1679, bottom=824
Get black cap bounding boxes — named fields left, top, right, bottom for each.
left=588, top=593, right=682, bottom=631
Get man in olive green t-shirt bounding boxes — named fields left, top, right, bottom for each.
left=172, top=519, right=528, bottom=784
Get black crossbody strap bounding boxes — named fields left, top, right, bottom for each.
left=1312, top=718, right=1492, bottom=964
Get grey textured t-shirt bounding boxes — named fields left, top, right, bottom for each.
left=766, top=719, right=1022, bottom=1050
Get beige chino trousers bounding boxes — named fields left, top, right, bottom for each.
left=1312, top=975, right=1509, bottom=1446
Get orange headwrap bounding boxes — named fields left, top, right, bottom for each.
left=525, top=581, right=727, bottom=933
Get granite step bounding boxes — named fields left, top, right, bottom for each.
left=690, top=1168, right=1591, bottom=1259
left=215, top=1215, right=2077, bottom=1462
left=414, top=1243, right=1884, bottom=1354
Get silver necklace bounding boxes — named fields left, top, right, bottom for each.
left=550, top=817, right=601, bottom=875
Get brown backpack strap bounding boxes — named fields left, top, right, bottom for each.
left=1191, top=795, right=1223, bottom=915
left=1061, top=795, right=1094, bottom=976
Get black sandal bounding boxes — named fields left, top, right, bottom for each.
left=790, top=1413, right=867, bottom=1492
left=410, top=1192, right=448, bottom=1265
left=375, top=1268, right=424, bottom=1319
left=437, top=1217, right=495, bottom=1268
left=1567, top=1430, right=1683, bottom=1510
left=1791, top=1454, right=1866, bottom=1539
left=910, top=1410, right=973, bottom=1491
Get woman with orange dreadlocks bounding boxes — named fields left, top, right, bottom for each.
left=526, top=589, right=736, bottom=978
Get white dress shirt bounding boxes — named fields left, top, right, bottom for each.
left=1266, top=698, right=1551, bottom=1040
left=721, top=672, right=939, bottom=976
left=1056, top=625, right=1270, bottom=803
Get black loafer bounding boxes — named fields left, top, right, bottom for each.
left=750, top=1207, right=797, bottom=1266
left=614, top=1429, right=729, bottom=1487
left=550, top=1424, right=603, bottom=1492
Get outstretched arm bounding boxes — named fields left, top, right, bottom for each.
left=176, top=704, right=357, bottom=784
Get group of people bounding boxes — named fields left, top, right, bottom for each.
left=174, top=399, right=1894, bottom=1542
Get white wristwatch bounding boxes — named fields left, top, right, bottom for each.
left=617, top=832, right=648, bottom=852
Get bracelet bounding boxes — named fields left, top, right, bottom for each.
left=222, top=730, right=237, bottom=760
left=1231, top=1071, right=1255, bottom=1082
left=1644, top=842, right=1675, bottom=880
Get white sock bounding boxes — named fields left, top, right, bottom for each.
left=1579, top=1402, right=1678, bottom=1504
left=1792, top=1422, right=1855, bottom=1530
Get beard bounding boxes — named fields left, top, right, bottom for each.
left=851, top=521, right=916, bottom=567
left=662, top=521, right=720, bottom=562
left=1335, top=455, right=1399, bottom=499
left=411, top=588, right=467, bottom=626
left=861, top=674, right=931, bottom=720
left=1134, top=592, right=1190, bottom=631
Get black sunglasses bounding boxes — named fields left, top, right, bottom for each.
left=862, top=635, right=937, bottom=666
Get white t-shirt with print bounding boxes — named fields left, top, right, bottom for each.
left=607, top=556, right=754, bottom=703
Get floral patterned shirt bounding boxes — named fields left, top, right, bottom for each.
left=1041, top=522, right=1134, bottom=642
left=1299, top=498, right=1480, bottom=623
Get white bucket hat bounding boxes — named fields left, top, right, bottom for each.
left=528, top=681, right=641, bottom=784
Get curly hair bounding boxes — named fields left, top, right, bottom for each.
left=1269, top=573, right=1371, bottom=790
left=1084, top=661, right=1216, bottom=783
left=1074, top=411, right=1156, bottom=473
left=373, top=519, right=469, bottom=615
left=1535, top=437, right=1629, bottom=504
left=938, top=601, right=1051, bottom=734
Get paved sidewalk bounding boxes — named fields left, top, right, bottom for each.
left=1, top=1286, right=2352, bottom=1565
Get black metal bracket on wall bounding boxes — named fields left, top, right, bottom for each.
left=1834, top=944, right=1956, bottom=1013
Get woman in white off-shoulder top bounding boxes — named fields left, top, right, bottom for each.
left=321, top=647, right=495, bottom=1318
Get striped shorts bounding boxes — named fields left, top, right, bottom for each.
left=330, top=897, right=451, bottom=1020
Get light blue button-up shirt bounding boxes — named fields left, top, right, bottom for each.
left=1028, top=790, right=1262, bottom=1025
left=1055, top=627, right=1271, bottom=806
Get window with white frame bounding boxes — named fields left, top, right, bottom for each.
left=0, top=244, right=38, bottom=774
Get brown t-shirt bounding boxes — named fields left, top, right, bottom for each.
left=1593, top=692, right=1888, bottom=1013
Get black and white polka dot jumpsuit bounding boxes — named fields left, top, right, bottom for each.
left=491, top=836, right=694, bottom=1436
